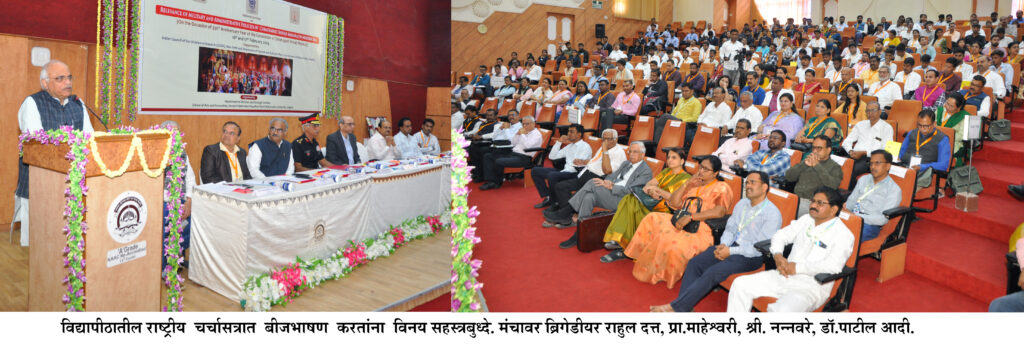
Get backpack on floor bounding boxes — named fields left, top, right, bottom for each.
left=989, top=119, right=1012, bottom=141
left=948, top=165, right=983, bottom=195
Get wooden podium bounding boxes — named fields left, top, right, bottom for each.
left=22, top=133, right=170, bottom=311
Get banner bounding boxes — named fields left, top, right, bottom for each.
left=137, top=0, right=328, bottom=116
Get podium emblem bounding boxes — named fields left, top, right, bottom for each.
left=107, top=191, right=149, bottom=244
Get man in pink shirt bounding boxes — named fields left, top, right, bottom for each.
left=611, top=79, right=642, bottom=119
left=989, top=238, right=1024, bottom=311
left=713, top=118, right=755, bottom=173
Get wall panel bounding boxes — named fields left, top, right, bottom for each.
left=452, top=0, right=673, bottom=77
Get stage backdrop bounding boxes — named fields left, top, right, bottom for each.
left=138, top=0, right=328, bottom=116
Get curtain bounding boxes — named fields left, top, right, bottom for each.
left=752, top=0, right=811, bottom=24
left=613, top=0, right=659, bottom=21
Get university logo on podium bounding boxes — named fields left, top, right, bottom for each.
left=107, top=190, right=148, bottom=244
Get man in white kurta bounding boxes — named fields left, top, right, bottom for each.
left=727, top=188, right=855, bottom=312
left=16, top=60, right=95, bottom=246
left=366, top=120, right=401, bottom=161
left=393, top=117, right=423, bottom=159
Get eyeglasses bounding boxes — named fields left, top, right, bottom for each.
left=698, top=165, right=714, bottom=172
left=271, top=127, right=286, bottom=133
left=868, top=161, right=888, bottom=166
left=810, top=199, right=830, bottom=207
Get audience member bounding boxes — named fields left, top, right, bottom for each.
left=727, top=187, right=854, bottom=312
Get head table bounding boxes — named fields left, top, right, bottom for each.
left=188, top=158, right=451, bottom=301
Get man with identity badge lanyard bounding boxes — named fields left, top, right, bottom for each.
left=898, top=109, right=951, bottom=192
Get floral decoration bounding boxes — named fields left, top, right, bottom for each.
left=240, top=212, right=451, bottom=312
left=450, top=128, right=483, bottom=312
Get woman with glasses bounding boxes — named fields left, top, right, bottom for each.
left=601, top=148, right=691, bottom=263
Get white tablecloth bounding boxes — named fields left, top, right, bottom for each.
left=189, top=163, right=451, bottom=301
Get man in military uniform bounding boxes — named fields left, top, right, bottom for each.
left=292, top=113, right=330, bottom=171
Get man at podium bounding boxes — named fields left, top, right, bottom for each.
left=15, top=60, right=95, bottom=247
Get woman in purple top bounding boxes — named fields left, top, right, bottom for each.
left=754, top=93, right=805, bottom=149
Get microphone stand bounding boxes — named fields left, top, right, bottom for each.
left=75, top=96, right=109, bottom=131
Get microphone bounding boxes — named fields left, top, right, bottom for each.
left=71, top=95, right=108, bottom=131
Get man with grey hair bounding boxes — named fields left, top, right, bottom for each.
left=246, top=117, right=294, bottom=178
left=841, top=101, right=893, bottom=188
left=553, top=141, right=652, bottom=248
left=867, top=66, right=902, bottom=111
left=725, top=91, right=763, bottom=132
left=543, top=128, right=627, bottom=222
left=479, top=115, right=543, bottom=190
left=325, top=115, right=361, bottom=165
left=15, top=59, right=94, bottom=246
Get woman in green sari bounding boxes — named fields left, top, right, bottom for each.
left=936, top=92, right=969, bottom=166
left=792, top=99, right=843, bottom=158
left=601, top=148, right=690, bottom=263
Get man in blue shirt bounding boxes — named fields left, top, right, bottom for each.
left=737, top=130, right=792, bottom=187
left=846, top=150, right=903, bottom=242
left=650, top=171, right=783, bottom=312
left=739, top=73, right=767, bottom=105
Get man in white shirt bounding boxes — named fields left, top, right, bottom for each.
left=366, top=120, right=401, bottom=162
left=991, top=50, right=1015, bottom=94
left=392, top=117, right=422, bottom=159
left=714, top=119, right=755, bottom=173
left=524, top=60, right=543, bottom=84
left=530, top=124, right=592, bottom=208
left=760, top=76, right=794, bottom=114
left=796, top=55, right=814, bottom=83
left=479, top=116, right=544, bottom=190
left=720, top=30, right=745, bottom=82
left=841, top=102, right=893, bottom=186
left=726, top=91, right=764, bottom=132
left=894, top=57, right=922, bottom=98
left=867, top=66, right=902, bottom=111
left=698, top=86, right=733, bottom=129
left=545, top=129, right=627, bottom=215
left=976, top=55, right=1007, bottom=98
left=728, top=187, right=855, bottom=312
left=246, top=118, right=295, bottom=178
left=483, top=110, right=521, bottom=142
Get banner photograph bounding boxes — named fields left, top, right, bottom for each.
left=197, top=47, right=293, bottom=96
left=138, top=0, right=328, bottom=116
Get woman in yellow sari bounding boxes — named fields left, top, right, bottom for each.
left=601, top=148, right=691, bottom=263
left=624, top=155, right=733, bottom=289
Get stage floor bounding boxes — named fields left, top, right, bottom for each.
left=0, top=231, right=451, bottom=312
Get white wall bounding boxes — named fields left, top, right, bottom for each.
left=834, top=0, right=1004, bottom=22
left=673, top=0, right=714, bottom=24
